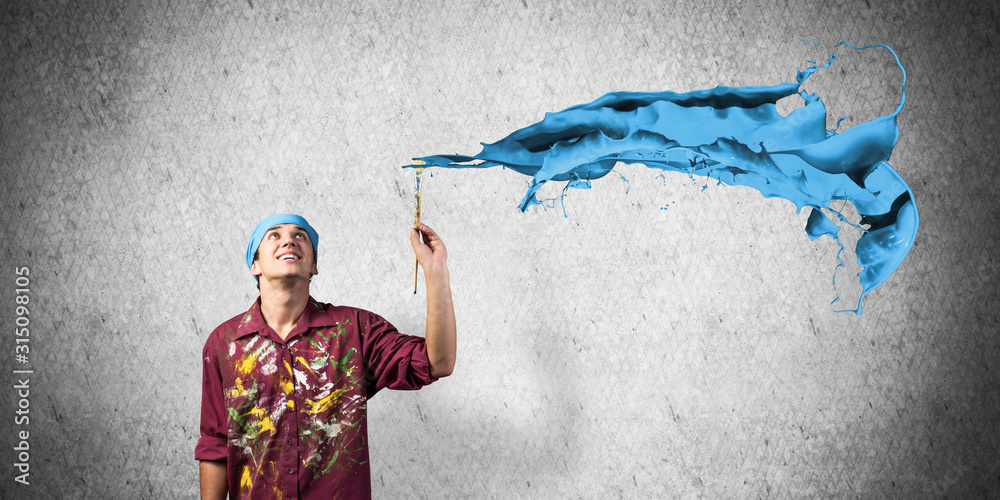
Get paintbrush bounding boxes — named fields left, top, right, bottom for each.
left=412, top=160, right=425, bottom=293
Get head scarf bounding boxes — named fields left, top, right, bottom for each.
left=245, top=214, right=319, bottom=280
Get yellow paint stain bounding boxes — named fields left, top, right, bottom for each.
left=237, top=354, right=256, bottom=375
left=248, top=407, right=266, bottom=418
left=230, top=377, right=245, bottom=397
left=280, top=358, right=295, bottom=394
left=240, top=465, right=252, bottom=491
left=258, top=415, right=274, bottom=435
left=305, top=387, right=349, bottom=415
left=295, top=356, right=313, bottom=373
left=287, top=399, right=295, bottom=409
left=273, top=486, right=284, bottom=500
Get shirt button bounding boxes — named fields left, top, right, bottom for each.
left=288, top=468, right=294, bottom=474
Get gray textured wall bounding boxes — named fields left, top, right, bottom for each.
left=1, top=0, right=998, bottom=498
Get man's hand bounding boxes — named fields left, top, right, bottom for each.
left=410, top=223, right=456, bottom=378
left=410, top=223, right=448, bottom=272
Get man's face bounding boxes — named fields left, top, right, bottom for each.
left=250, top=224, right=318, bottom=283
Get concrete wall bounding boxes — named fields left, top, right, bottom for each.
left=1, top=0, right=997, bottom=497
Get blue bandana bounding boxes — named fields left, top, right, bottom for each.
left=246, top=214, right=319, bottom=280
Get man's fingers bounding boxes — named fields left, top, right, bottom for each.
left=413, top=223, right=445, bottom=255
left=417, top=223, right=439, bottom=241
left=410, top=227, right=423, bottom=248
left=411, top=223, right=447, bottom=267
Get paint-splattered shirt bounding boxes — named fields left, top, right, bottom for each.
left=196, top=297, right=436, bottom=499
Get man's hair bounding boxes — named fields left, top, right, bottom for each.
left=252, top=247, right=318, bottom=290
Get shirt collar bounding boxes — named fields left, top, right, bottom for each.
left=234, top=295, right=336, bottom=340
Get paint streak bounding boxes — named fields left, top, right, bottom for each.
left=240, top=465, right=252, bottom=493
left=242, top=407, right=275, bottom=438
left=306, top=387, right=350, bottom=415
left=407, top=43, right=917, bottom=314
left=231, top=377, right=248, bottom=398
left=257, top=415, right=274, bottom=436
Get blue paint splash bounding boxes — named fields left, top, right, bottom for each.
left=407, top=43, right=918, bottom=314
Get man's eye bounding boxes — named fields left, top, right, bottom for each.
left=268, top=233, right=279, bottom=238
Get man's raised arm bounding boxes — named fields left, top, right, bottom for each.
left=410, top=223, right=457, bottom=378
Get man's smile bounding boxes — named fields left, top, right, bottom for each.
left=277, top=252, right=301, bottom=262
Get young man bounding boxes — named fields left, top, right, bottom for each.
left=196, top=214, right=456, bottom=499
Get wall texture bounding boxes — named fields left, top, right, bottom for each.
left=1, top=0, right=998, bottom=498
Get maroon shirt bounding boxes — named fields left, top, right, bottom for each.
left=196, top=297, right=436, bottom=499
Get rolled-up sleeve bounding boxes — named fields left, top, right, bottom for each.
left=360, top=310, right=437, bottom=399
left=195, top=335, right=228, bottom=461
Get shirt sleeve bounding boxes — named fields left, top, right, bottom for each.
left=359, top=310, right=437, bottom=399
left=195, top=333, right=228, bottom=461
